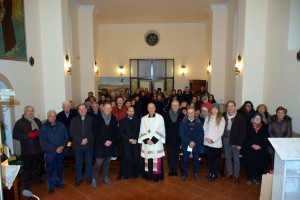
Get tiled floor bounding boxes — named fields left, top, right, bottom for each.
left=21, top=159, right=261, bottom=200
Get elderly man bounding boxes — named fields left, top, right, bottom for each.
left=139, top=103, right=166, bottom=182
left=179, top=106, right=204, bottom=181
left=39, top=110, right=69, bottom=194
left=70, top=104, right=94, bottom=186
left=91, top=102, right=119, bottom=188
left=164, top=100, right=184, bottom=176
left=222, top=101, right=246, bottom=185
left=119, top=106, right=141, bottom=179
left=88, top=102, right=101, bottom=117
left=56, top=101, right=77, bottom=136
left=13, top=106, right=43, bottom=189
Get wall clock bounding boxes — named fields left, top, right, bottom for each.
left=145, top=31, right=160, bottom=46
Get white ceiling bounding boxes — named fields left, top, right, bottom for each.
left=73, top=0, right=229, bottom=24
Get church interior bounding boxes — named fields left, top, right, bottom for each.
left=0, top=0, right=300, bottom=199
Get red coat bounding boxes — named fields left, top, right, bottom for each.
left=112, top=106, right=127, bottom=123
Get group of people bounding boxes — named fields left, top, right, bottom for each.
left=12, top=86, right=293, bottom=195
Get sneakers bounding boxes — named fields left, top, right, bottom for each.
left=103, top=177, right=112, bottom=185
left=246, top=179, right=253, bottom=185
left=91, top=179, right=97, bottom=189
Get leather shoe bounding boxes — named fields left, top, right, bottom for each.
left=208, top=173, right=217, bottom=181
left=181, top=176, right=187, bottom=181
left=74, top=180, right=82, bottom=186
left=33, top=179, right=44, bottom=184
left=194, top=173, right=200, bottom=182
left=48, top=188, right=54, bottom=194
left=234, top=177, right=240, bottom=185
left=55, top=184, right=65, bottom=189
left=222, top=175, right=233, bottom=181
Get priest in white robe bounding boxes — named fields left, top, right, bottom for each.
left=138, top=103, right=166, bottom=182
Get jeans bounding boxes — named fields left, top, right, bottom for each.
left=223, top=137, right=240, bottom=177
left=74, top=148, right=93, bottom=181
left=182, top=150, right=200, bottom=176
left=44, top=152, right=65, bottom=189
left=91, top=157, right=111, bottom=180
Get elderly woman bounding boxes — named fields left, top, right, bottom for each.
left=244, top=113, right=269, bottom=185
left=256, top=104, right=271, bottom=125
left=268, top=106, right=293, bottom=169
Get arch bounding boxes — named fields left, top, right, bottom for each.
left=0, top=73, right=19, bottom=155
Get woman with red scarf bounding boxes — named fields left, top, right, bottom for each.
left=244, top=112, right=269, bottom=185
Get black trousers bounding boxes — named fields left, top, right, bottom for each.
left=246, top=166, right=263, bottom=180
left=167, top=145, right=180, bottom=172
left=121, top=158, right=140, bottom=178
left=205, top=145, right=220, bottom=174
left=22, top=153, right=42, bottom=189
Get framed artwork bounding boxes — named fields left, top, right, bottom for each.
left=0, top=0, right=27, bottom=61
left=99, top=77, right=130, bottom=90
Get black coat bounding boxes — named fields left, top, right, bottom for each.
left=70, top=115, right=94, bottom=151
left=93, top=114, right=119, bottom=158
left=222, top=112, right=247, bottom=146
left=181, top=92, right=193, bottom=104
left=244, top=123, right=269, bottom=168
left=164, top=110, right=184, bottom=146
left=13, top=116, right=43, bottom=155
left=119, top=116, right=141, bottom=159
left=56, top=109, right=78, bottom=134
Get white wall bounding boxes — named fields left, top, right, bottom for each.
left=224, top=0, right=238, bottom=102
left=0, top=0, right=45, bottom=120
left=264, top=0, right=300, bottom=132
left=68, top=1, right=81, bottom=106
left=97, top=23, right=207, bottom=90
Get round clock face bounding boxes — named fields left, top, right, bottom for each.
left=145, top=32, right=159, bottom=46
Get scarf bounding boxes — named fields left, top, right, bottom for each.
left=226, top=111, right=237, bottom=131
left=101, top=111, right=111, bottom=125
left=169, top=109, right=179, bottom=123
left=253, top=123, right=262, bottom=133
left=24, top=115, right=39, bottom=130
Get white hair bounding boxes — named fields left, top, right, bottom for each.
left=62, top=101, right=71, bottom=108
left=47, top=110, right=57, bottom=117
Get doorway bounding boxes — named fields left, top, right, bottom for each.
left=130, top=59, right=174, bottom=94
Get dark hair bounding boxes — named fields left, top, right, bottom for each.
left=276, top=106, right=287, bottom=114
left=238, top=101, right=255, bottom=112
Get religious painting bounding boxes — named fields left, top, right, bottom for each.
left=0, top=0, right=27, bottom=61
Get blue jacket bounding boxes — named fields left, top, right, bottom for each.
left=39, top=121, right=69, bottom=153
left=179, top=116, right=204, bottom=152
